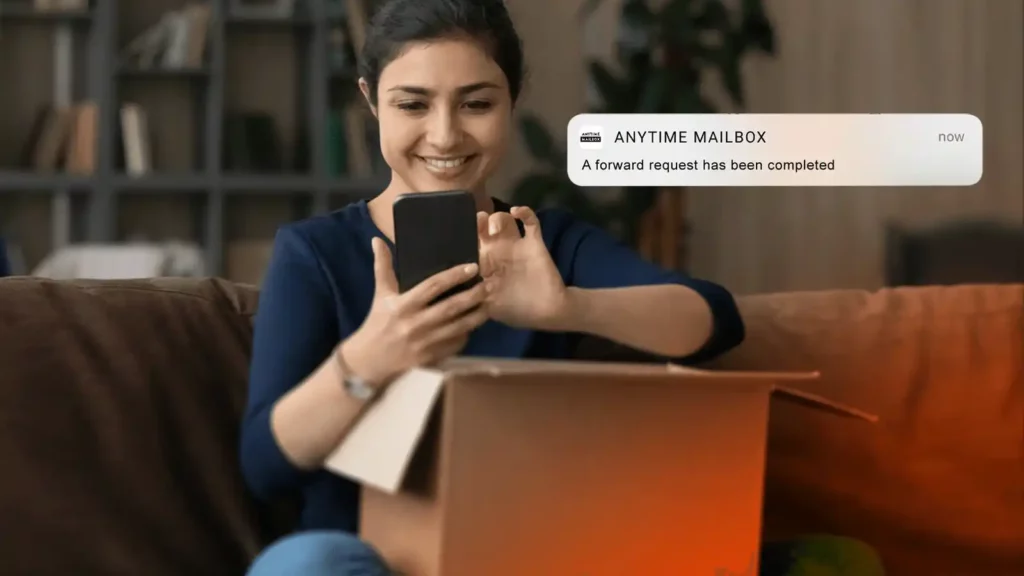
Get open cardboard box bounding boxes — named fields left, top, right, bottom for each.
left=324, top=358, right=876, bottom=576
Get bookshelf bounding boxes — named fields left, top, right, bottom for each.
left=0, top=0, right=386, bottom=278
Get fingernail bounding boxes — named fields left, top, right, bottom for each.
left=489, top=221, right=498, bottom=235
left=464, top=263, right=478, bottom=275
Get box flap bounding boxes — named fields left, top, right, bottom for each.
left=771, top=386, right=879, bottom=422
left=666, top=365, right=877, bottom=422
left=323, top=367, right=447, bottom=494
left=665, top=363, right=821, bottom=381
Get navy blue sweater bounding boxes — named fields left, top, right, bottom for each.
left=240, top=199, right=744, bottom=532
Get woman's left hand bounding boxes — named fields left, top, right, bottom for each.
left=478, top=206, right=568, bottom=330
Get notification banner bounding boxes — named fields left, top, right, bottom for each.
left=567, top=114, right=983, bottom=187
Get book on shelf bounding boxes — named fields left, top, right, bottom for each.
left=21, top=105, right=72, bottom=171
left=64, top=102, right=98, bottom=175
left=119, top=103, right=153, bottom=176
left=18, top=102, right=96, bottom=174
left=121, top=3, right=211, bottom=71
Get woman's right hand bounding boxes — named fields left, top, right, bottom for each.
left=339, top=237, right=488, bottom=387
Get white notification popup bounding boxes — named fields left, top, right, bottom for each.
left=566, top=114, right=983, bottom=187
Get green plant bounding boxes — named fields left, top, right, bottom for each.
left=510, top=0, right=775, bottom=244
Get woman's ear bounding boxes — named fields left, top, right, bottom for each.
left=358, top=78, right=377, bottom=118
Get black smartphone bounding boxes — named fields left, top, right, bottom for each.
left=392, top=190, right=480, bottom=300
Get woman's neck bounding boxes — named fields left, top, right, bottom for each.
left=366, top=174, right=494, bottom=241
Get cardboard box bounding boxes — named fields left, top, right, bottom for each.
left=324, top=358, right=876, bottom=576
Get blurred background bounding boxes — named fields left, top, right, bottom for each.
left=0, top=0, right=1021, bottom=295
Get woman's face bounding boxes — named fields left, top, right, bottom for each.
left=364, top=38, right=512, bottom=195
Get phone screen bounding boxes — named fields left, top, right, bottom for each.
left=392, top=190, right=481, bottom=299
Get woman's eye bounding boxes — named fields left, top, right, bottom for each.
left=397, top=101, right=427, bottom=111
left=463, top=100, right=493, bottom=111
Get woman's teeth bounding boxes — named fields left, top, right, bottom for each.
left=423, top=157, right=468, bottom=169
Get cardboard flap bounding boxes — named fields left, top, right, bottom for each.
left=323, top=367, right=446, bottom=494
left=443, top=356, right=676, bottom=376
left=666, top=364, right=821, bottom=381
left=667, top=364, right=877, bottom=421
left=772, top=386, right=879, bottom=422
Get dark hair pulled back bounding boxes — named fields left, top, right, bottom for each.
left=357, top=0, right=526, bottom=105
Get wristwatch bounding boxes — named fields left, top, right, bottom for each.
left=336, top=348, right=378, bottom=402
left=343, top=373, right=377, bottom=401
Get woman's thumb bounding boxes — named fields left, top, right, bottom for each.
left=371, top=237, right=399, bottom=294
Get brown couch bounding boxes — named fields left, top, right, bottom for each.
left=0, top=277, right=1020, bottom=575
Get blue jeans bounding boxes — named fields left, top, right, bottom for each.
left=247, top=532, right=882, bottom=576
left=246, top=531, right=391, bottom=576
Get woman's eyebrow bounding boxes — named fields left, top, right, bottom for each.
left=387, top=82, right=501, bottom=96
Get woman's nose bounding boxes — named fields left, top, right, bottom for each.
left=424, top=110, right=463, bottom=151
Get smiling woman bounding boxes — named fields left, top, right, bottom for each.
left=241, top=1, right=747, bottom=575
left=355, top=0, right=523, bottom=234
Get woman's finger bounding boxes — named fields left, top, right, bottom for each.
left=487, top=212, right=518, bottom=239
left=510, top=206, right=541, bottom=239
left=371, top=237, right=400, bottom=295
left=476, top=211, right=489, bottom=238
left=412, top=281, right=487, bottom=330
left=400, top=261, right=479, bottom=311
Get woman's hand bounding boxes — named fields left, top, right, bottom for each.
left=340, top=237, right=489, bottom=387
left=478, top=206, right=568, bottom=330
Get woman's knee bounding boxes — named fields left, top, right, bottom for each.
left=247, top=531, right=390, bottom=576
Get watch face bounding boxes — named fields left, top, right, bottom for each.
left=345, top=378, right=375, bottom=400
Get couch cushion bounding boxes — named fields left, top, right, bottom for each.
left=711, top=284, right=1024, bottom=575
left=0, top=277, right=271, bottom=576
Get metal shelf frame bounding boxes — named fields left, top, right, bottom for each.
left=0, top=0, right=382, bottom=276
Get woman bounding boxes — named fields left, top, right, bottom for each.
left=241, top=0, right=747, bottom=573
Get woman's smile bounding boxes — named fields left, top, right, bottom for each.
left=419, top=154, right=477, bottom=178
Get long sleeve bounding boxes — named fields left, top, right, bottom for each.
left=239, top=226, right=340, bottom=500
left=559, top=216, right=745, bottom=364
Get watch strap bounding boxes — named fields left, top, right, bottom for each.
left=336, top=347, right=378, bottom=402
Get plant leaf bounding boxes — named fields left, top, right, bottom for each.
left=740, top=0, right=775, bottom=53
left=620, top=0, right=657, bottom=31
left=518, top=115, right=558, bottom=163
left=692, top=0, right=731, bottom=31
left=742, top=14, right=775, bottom=54
left=673, top=88, right=715, bottom=113
left=588, top=60, right=626, bottom=111
left=660, top=0, right=698, bottom=47
left=636, top=68, right=667, bottom=113
left=717, top=34, right=745, bottom=106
